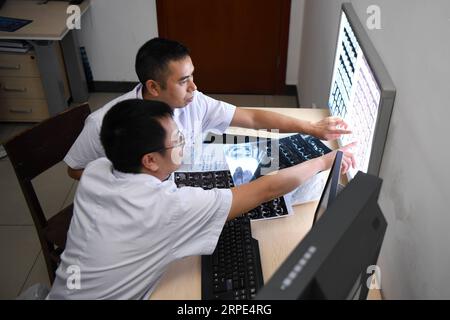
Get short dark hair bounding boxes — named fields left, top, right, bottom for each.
left=100, top=99, right=174, bottom=173
left=135, top=38, right=190, bottom=89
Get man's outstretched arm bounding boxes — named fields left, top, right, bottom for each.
left=230, top=108, right=351, bottom=140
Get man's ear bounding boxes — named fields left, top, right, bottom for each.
left=141, top=153, right=159, bottom=172
left=145, top=80, right=161, bottom=97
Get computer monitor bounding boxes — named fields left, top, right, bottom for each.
left=312, top=151, right=343, bottom=226
left=328, top=3, right=396, bottom=179
left=255, top=171, right=387, bottom=300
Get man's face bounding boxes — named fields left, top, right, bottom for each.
left=158, top=56, right=197, bottom=108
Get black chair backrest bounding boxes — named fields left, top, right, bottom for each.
left=4, top=103, right=90, bottom=282
left=5, top=104, right=91, bottom=181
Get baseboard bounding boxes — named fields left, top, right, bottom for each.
left=283, top=85, right=297, bottom=96
left=285, top=85, right=299, bottom=108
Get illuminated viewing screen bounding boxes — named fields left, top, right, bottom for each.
left=328, top=11, right=381, bottom=179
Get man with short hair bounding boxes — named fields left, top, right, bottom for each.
left=65, top=38, right=351, bottom=180
left=48, top=99, right=355, bottom=299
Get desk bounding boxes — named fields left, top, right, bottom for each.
left=150, top=107, right=337, bottom=300
left=0, top=0, right=90, bottom=117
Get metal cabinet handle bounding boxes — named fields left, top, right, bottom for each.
left=0, top=64, right=21, bottom=70
left=3, top=86, right=27, bottom=92
left=9, top=108, right=32, bottom=114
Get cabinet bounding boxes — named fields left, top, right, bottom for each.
left=0, top=0, right=91, bottom=122
left=0, top=45, right=70, bottom=122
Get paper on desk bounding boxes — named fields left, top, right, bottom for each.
left=286, top=170, right=329, bottom=206
left=177, top=143, right=229, bottom=172
left=194, top=143, right=229, bottom=171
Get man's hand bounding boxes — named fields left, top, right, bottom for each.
left=321, top=142, right=357, bottom=175
left=311, top=116, right=352, bottom=140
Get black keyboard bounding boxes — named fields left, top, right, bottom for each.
left=174, top=170, right=290, bottom=220
left=201, top=216, right=264, bottom=300
left=266, top=134, right=332, bottom=169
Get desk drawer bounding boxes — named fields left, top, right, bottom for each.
left=0, top=98, right=49, bottom=122
left=0, top=52, right=40, bottom=77
left=0, top=77, right=46, bottom=99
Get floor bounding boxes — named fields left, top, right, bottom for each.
left=0, top=92, right=298, bottom=299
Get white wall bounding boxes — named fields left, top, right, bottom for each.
left=79, top=0, right=158, bottom=82
left=298, top=0, right=450, bottom=298
left=79, top=0, right=304, bottom=86
left=297, top=0, right=344, bottom=107
left=286, top=0, right=305, bottom=85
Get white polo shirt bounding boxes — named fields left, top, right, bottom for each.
left=64, top=84, right=236, bottom=169
left=47, top=158, right=232, bottom=300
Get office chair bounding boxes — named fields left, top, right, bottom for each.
left=4, top=103, right=90, bottom=283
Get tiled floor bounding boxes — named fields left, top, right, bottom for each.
left=0, top=92, right=296, bottom=299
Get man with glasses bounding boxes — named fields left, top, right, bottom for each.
left=64, top=38, right=351, bottom=180
left=48, top=99, right=355, bottom=299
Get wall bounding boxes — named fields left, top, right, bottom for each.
left=78, top=0, right=158, bottom=82
left=298, top=0, right=450, bottom=298
left=79, top=0, right=304, bottom=85
left=297, top=0, right=344, bottom=107
left=286, top=0, right=305, bottom=85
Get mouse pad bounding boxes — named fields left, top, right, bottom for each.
left=0, top=16, right=33, bottom=32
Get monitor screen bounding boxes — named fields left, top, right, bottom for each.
left=255, top=171, right=387, bottom=300
left=312, top=151, right=343, bottom=225
left=328, top=3, right=396, bottom=179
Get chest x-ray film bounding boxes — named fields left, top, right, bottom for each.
left=223, top=142, right=270, bottom=186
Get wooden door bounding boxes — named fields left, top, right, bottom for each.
left=156, top=0, right=291, bottom=94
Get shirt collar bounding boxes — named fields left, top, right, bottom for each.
left=136, top=83, right=144, bottom=99
left=112, top=168, right=165, bottom=186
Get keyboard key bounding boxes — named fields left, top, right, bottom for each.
left=214, top=291, right=235, bottom=300
left=226, top=279, right=233, bottom=291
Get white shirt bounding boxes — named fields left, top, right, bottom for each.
left=47, top=158, right=232, bottom=300
left=64, top=84, right=236, bottom=169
